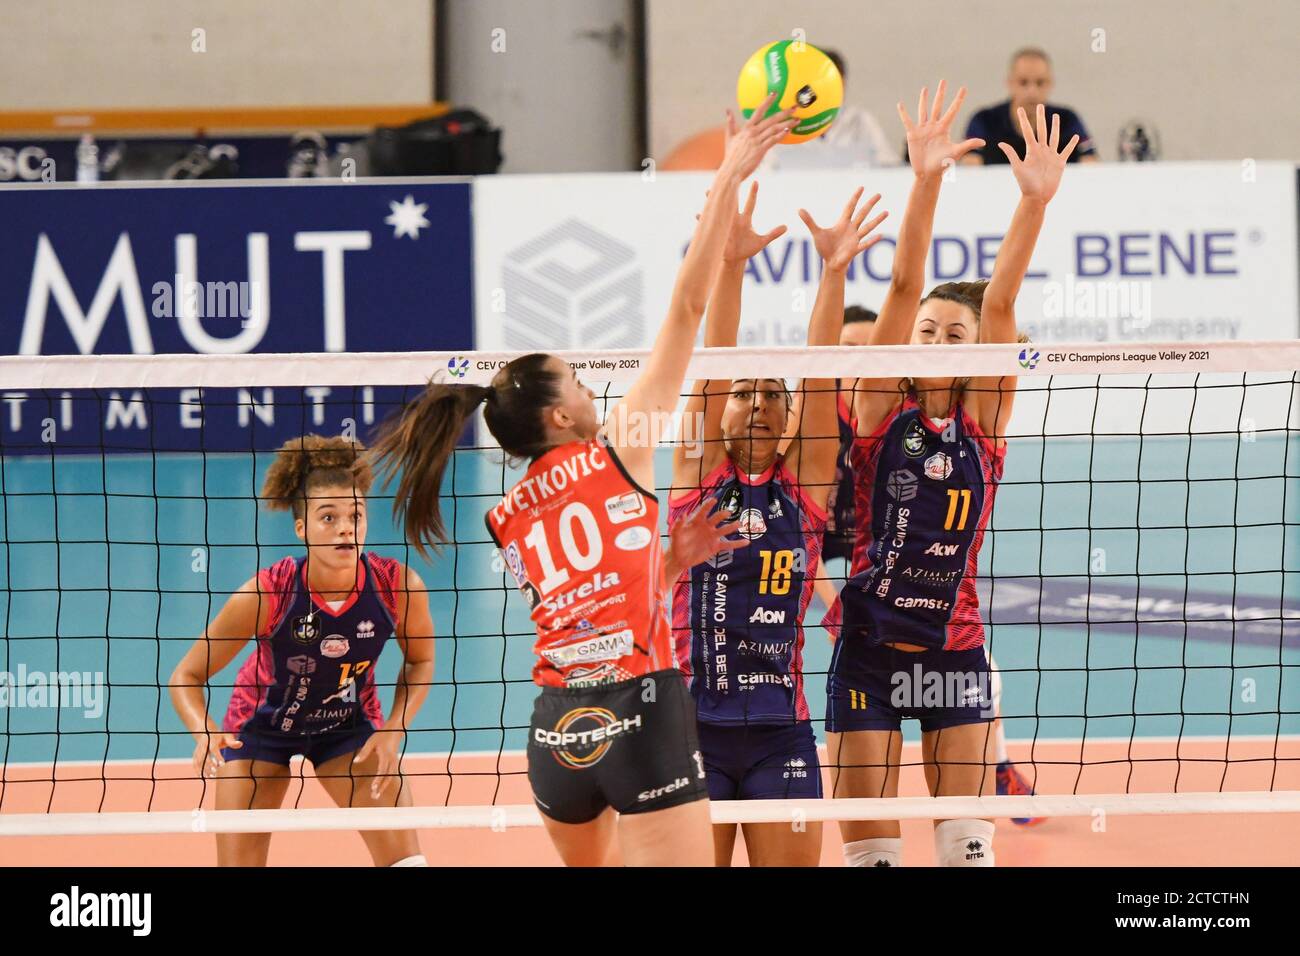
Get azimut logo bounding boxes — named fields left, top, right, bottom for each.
left=502, top=219, right=644, bottom=350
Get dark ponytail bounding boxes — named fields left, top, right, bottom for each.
left=370, top=353, right=564, bottom=558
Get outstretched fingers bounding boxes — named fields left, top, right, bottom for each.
left=851, top=192, right=883, bottom=229
left=1059, top=132, right=1081, bottom=162
left=840, top=185, right=866, bottom=223
left=929, top=79, right=948, bottom=122
left=896, top=101, right=914, bottom=133
left=1017, top=107, right=1035, bottom=148
left=745, top=92, right=777, bottom=127
left=953, top=136, right=986, bottom=160
left=939, top=85, right=968, bottom=129
left=857, top=209, right=889, bottom=239
left=855, top=208, right=889, bottom=250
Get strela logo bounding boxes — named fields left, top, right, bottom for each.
left=540, top=571, right=622, bottom=615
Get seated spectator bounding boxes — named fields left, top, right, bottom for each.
left=764, top=48, right=899, bottom=171
left=962, top=48, right=1099, bottom=164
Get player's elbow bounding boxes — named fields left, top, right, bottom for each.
left=670, top=275, right=711, bottom=321
left=678, top=292, right=710, bottom=322
left=981, top=289, right=1017, bottom=319
left=169, top=659, right=200, bottom=693
left=887, top=271, right=925, bottom=299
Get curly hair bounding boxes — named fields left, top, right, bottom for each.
left=261, top=434, right=372, bottom=519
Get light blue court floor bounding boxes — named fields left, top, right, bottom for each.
left=1, top=437, right=1298, bottom=767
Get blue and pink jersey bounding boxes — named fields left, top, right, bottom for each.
left=822, top=393, right=858, bottom=561
left=669, top=457, right=827, bottom=724
left=223, top=552, right=403, bottom=736
left=826, top=394, right=1005, bottom=651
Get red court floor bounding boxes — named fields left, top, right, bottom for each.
left=2, top=738, right=1297, bottom=866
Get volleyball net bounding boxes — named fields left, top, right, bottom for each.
left=1, top=341, right=1298, bottom=838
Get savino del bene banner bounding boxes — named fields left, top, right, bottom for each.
left=0, top=180, right=472, bottom=453
left=472, top=163, right=1298, bottom=354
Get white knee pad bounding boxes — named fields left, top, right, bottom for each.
left=390, top=854, right=428, bottom=867
left=935, top=819, right=995, bottom=867
left=843, top=838, right=902, bottom=868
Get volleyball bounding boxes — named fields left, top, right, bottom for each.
left=736, top=40, right=843, bottom=144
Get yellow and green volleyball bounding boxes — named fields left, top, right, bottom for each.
left=737, top=40, right=843, bottom=144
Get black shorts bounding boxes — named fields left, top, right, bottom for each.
left=527, top=668, right=709, bottom=825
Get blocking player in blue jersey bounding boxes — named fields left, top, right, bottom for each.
left=823, top=84, right=1077, bottom=866
left=804, top=303, right=1044, bottom=825
left=669, top=182, right=888, bottom=866
left=171, top=435, right=435, bottom=866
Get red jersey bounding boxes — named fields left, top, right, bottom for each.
left=485, top=436, right=673, bottom=688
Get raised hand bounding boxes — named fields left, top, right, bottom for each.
left=668, top=504, right=750, bottom=573
left=899, top=80, right=984, bottom=178
left=723, top=181, right=788, bottom=263
left=999, top=103, right=1079, bottom=204
left=719, top=93, right=795, bottom=182
left=798, top=186, right=889, bottom=272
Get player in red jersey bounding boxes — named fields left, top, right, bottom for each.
left=826, top=84, right=1075, bottom=866
left=368, top=99, right=795, bottom=867
left=171, top=435, right=435, bottom=866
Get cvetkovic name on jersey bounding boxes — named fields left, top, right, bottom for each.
left=492, top=445, right=608, bottom=522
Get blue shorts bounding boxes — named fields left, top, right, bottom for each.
left=696, top=721, right=822, bottom=800
left=827, top=642, right=993, bottom=733
left=221, top=723, right=377, bottom=768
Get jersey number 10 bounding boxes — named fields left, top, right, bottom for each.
left=523, top=502, right=603, bottom=594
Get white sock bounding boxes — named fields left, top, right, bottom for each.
left=390, top=854, right=428, bottom=867
left=843, top=838, right=902, bottom=867
left=988, top=655, right=1009, bottom=764
left=935, top=819, right=995, bottom=867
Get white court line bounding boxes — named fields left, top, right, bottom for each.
left=2, top=791, right=1299, bottom=836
